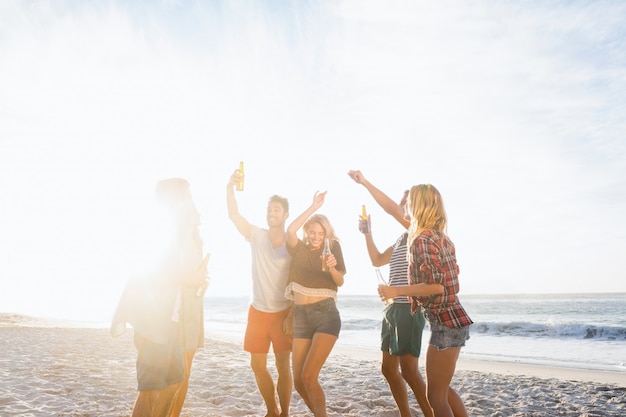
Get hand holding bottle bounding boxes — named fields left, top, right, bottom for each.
left=236, top=161, right=244, bottom=191
left=228, top=162, right=245, bottom=191
left=228, top=169, right=243, bottom=189
left=321, top=237, right=334, bottom=272
left=376, top=268, right=393, bottom=305
left=358, top=204, right=370, bottom=234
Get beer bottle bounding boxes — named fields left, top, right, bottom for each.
left=321, top=238, right=331, bottom=272
left=236, top=161, right=244, bottom=191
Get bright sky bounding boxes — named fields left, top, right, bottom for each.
left=1, top=0, right=625, bottom=322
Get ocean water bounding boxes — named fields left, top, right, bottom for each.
left=203, top=293, right=626, bottom=373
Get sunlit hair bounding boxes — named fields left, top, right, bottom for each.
left=303, top=214, right=339, bottom=247
left=407, top=184, right=447, bottom=245
left=269, top=194, right=289, bottom=213
left=155, top=178, right=190, bottom=206
left=155, top=178, right=200, bottom=244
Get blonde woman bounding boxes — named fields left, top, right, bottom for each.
left=378, top=184, right=472, bottom=417
left=285, top=191, right=346, bottom=417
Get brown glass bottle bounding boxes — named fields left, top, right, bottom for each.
left=321, top=238, right=331, bottom=272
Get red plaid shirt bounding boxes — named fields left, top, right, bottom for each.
left=409, top=230, right=473, bottom=328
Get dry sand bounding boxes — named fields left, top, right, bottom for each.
left=0, top=317, right=624, bottom=416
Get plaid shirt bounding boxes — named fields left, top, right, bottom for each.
left=409, top=230, right=473, bottom=328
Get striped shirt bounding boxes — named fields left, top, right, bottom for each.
left=409, top=230, right=473, bottom=328
left=388, top=233, right=410, bottom=304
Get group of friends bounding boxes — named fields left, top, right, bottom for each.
left=111, top=168, right=473, bottom=417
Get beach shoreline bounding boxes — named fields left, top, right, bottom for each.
left=1, top=316, right=624, bottom=416
left=206, top=325, right=626, bottom=386
left=331, top=344, right=626, bottom=386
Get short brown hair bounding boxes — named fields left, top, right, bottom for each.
left=269, top=195, right=289, bottom=213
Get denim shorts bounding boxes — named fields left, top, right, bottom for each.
left=428, top=320, right=471, bottom=351
left=293, top=298, right=341, bottom=339
left=134, top=323, right=184, bottom=391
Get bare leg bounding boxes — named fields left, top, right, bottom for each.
left=250, top=352, right=280, bottom=417
left=132, top=383, right=179, bottom=417
left=274, top=351, right=293, bottom=417
left=169, top=349, right=195, bottom=417
left=293, top=333, right=337, bottom=417
left=131, top=390, right=155, bottom=417
left=381, top=352, right=412, bottom=417
left=292, top=338, right=313, bottom=411
left=425, top=345, right=463, bottom=417
left=398, top=353, right=433, bottom=417
left=446, top=387, right=468, bottom=417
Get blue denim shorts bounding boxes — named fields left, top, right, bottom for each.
left=428, top=320, right=471, bottom=351
left=134, top=323, right=184, bottom=391
left=293, top=298, right=341, bottom=339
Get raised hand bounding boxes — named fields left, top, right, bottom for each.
left=228, top=169, right=243, bottom=188
left=347, top=170, right=365, bottom=184
left=311, top=190, right=327, bottom=209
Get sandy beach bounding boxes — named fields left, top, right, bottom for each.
left=0, top=316, right=624, bottom=417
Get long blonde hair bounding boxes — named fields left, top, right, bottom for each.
left=303, top=214, right=339, bottom=247
left=407, top=184, right=447, bottom=245
left=155, top=178, right=201, bottom=249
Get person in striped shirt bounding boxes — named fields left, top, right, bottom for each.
left=379, top=184, right=472, bottom=417
left=348, top=170, right=432, bottom=417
